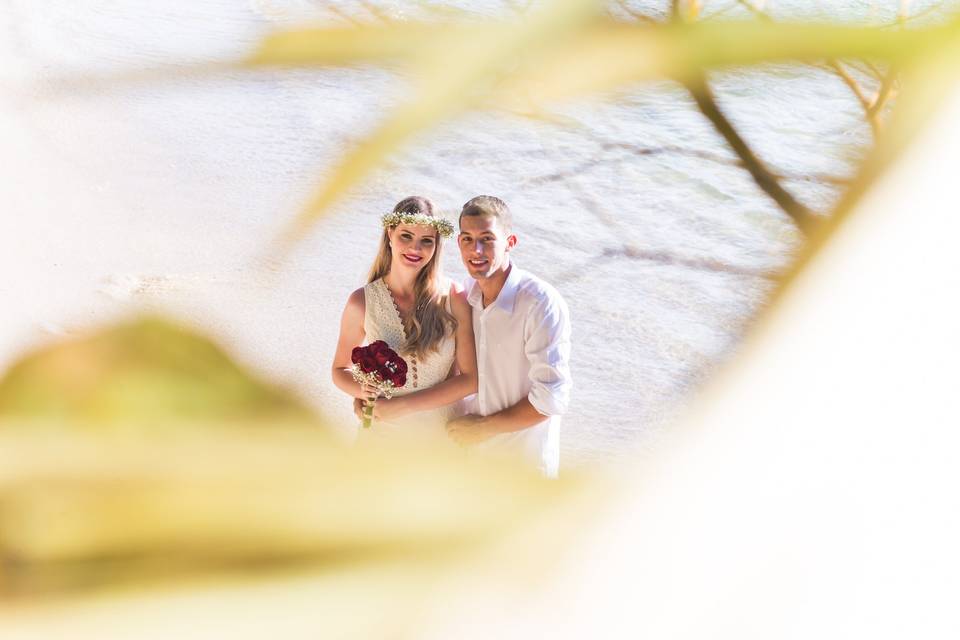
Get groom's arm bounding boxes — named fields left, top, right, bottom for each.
left=448, top=293, right=571, bottom=443
left=469, top=397, right=547, bottom=433
left=523, top=292, right=572, bottom=421
left=446, top=400, right=545, bottom=445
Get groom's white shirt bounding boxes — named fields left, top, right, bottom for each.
left=462, top=265, right=572, bottom=478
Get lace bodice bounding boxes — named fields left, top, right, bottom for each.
left=362, top=278, right=456, bottom=398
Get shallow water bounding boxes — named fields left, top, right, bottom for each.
left=1, top=0, right=954, bottom=466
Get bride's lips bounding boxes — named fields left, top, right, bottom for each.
left=402, top=253, right=424, bottom=264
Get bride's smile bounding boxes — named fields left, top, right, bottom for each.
left=390, top=224, right=437, bottom=271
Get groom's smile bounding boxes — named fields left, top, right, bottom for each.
left=458, top=214, right=515, bottom=280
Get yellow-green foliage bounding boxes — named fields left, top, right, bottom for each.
left=0, top=317, right=316, bottom=427
left=0, top=319, right=581, bottom=602
left=0, top=429, right=578, bottom=598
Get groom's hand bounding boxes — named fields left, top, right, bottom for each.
left=446, top=414, right=494, bottom=446
left=371, top=396, right=405, bottom=421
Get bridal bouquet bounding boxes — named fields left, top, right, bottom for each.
left=351, top=340, right=408, bottom=428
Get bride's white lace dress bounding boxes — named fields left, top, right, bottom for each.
left=358, top=278, right=457, bottom=446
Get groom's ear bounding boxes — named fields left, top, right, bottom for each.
left=505, top=234, right=518, bottom=251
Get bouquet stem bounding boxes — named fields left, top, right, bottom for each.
left=361, top=399, right=375, bottom=429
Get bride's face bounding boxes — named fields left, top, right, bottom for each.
left=389, top=224, right=438, bottom=272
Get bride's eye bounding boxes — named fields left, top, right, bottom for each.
left=400, top=232, right=413, bottom=241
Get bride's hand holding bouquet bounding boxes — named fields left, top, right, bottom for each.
left=350, top=340, right=407, bottom=428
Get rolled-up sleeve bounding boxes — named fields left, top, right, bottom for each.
left=524, top=294, right=572, bottom=416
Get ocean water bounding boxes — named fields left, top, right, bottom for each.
left=1, top=0, right=954, bottom=466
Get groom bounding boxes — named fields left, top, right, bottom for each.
left=446, top=196, right=572, bottom=478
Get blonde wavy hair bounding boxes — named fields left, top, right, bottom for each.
left=367, top=196, right=457, bottom=358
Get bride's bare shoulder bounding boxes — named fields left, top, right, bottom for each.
left=342, top=286, right=366, bottom=317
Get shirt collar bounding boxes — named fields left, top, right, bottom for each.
left=468, top=263, right=521, bottom=313
left=466, top=278, right=483, bottom=308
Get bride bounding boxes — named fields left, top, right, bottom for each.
left=331, top=196, right=477, bottom=444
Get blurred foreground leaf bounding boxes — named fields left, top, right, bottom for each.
left=0, top=430, right=578, bottom=600
left=0, top=318, right=587, bottom=605
left=0, top=317, right=315, bottom=427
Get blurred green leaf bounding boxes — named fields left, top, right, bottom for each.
left=0, top=429, right=582, bottom=599
left=0, top=317, right=316, bottom=427
left=0, top=318, right=588, bottom=602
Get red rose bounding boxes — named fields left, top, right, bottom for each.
left=351, top=346, right=377, bottom=373
left=352, top=341, right=406, bottom=388
left=385, top=370, right=405, bottom=388
left=368, top=341, right=397, bottom=366
left=368, top=340, right=389, bottom=355
left=380, top=357, right=407, bottom=388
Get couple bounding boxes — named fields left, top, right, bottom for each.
left=331, top=195, right=571, bottom=477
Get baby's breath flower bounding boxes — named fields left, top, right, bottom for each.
left=381, top=212, right=454, bottom=238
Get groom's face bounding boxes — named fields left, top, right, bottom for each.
left=458, top=214, right=515, bottom=280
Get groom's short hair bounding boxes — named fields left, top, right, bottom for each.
left=459, top=195, right=513, bottom=234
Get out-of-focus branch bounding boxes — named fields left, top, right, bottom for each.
left=879, top=1, right=945, bottom=28
left=827, top=60, right=872, bottom=111
left=671, top=4, right=817, bottom=231
left=600, top=246, right=779, bottom=279
left=737, top=0, right=902, bottom=139
left=357, top=0, right=389, bottom=22
left=611, top=0, right=658, bottom=24
left=827, top=59, right=882, bottom=137
left=868, top=65, right=898, bottom=119
left=734, top=0, right=768, bottom=20
left=845, top=59, right=885, bottom=82
left=684, top=71, right=818, bottom=232
left=523, top=143, right=850, bottom=188
left=325, top=5, right=363, bottom=26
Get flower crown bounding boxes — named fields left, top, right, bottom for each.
left=381, top=211, right=455, bottom=239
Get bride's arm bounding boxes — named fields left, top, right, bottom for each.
left=331, top=287, right=374, bottom=399
left=374, top=286, right=478, bottom=419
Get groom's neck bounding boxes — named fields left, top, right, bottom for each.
left=478, top=262, right=512, bottom=309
